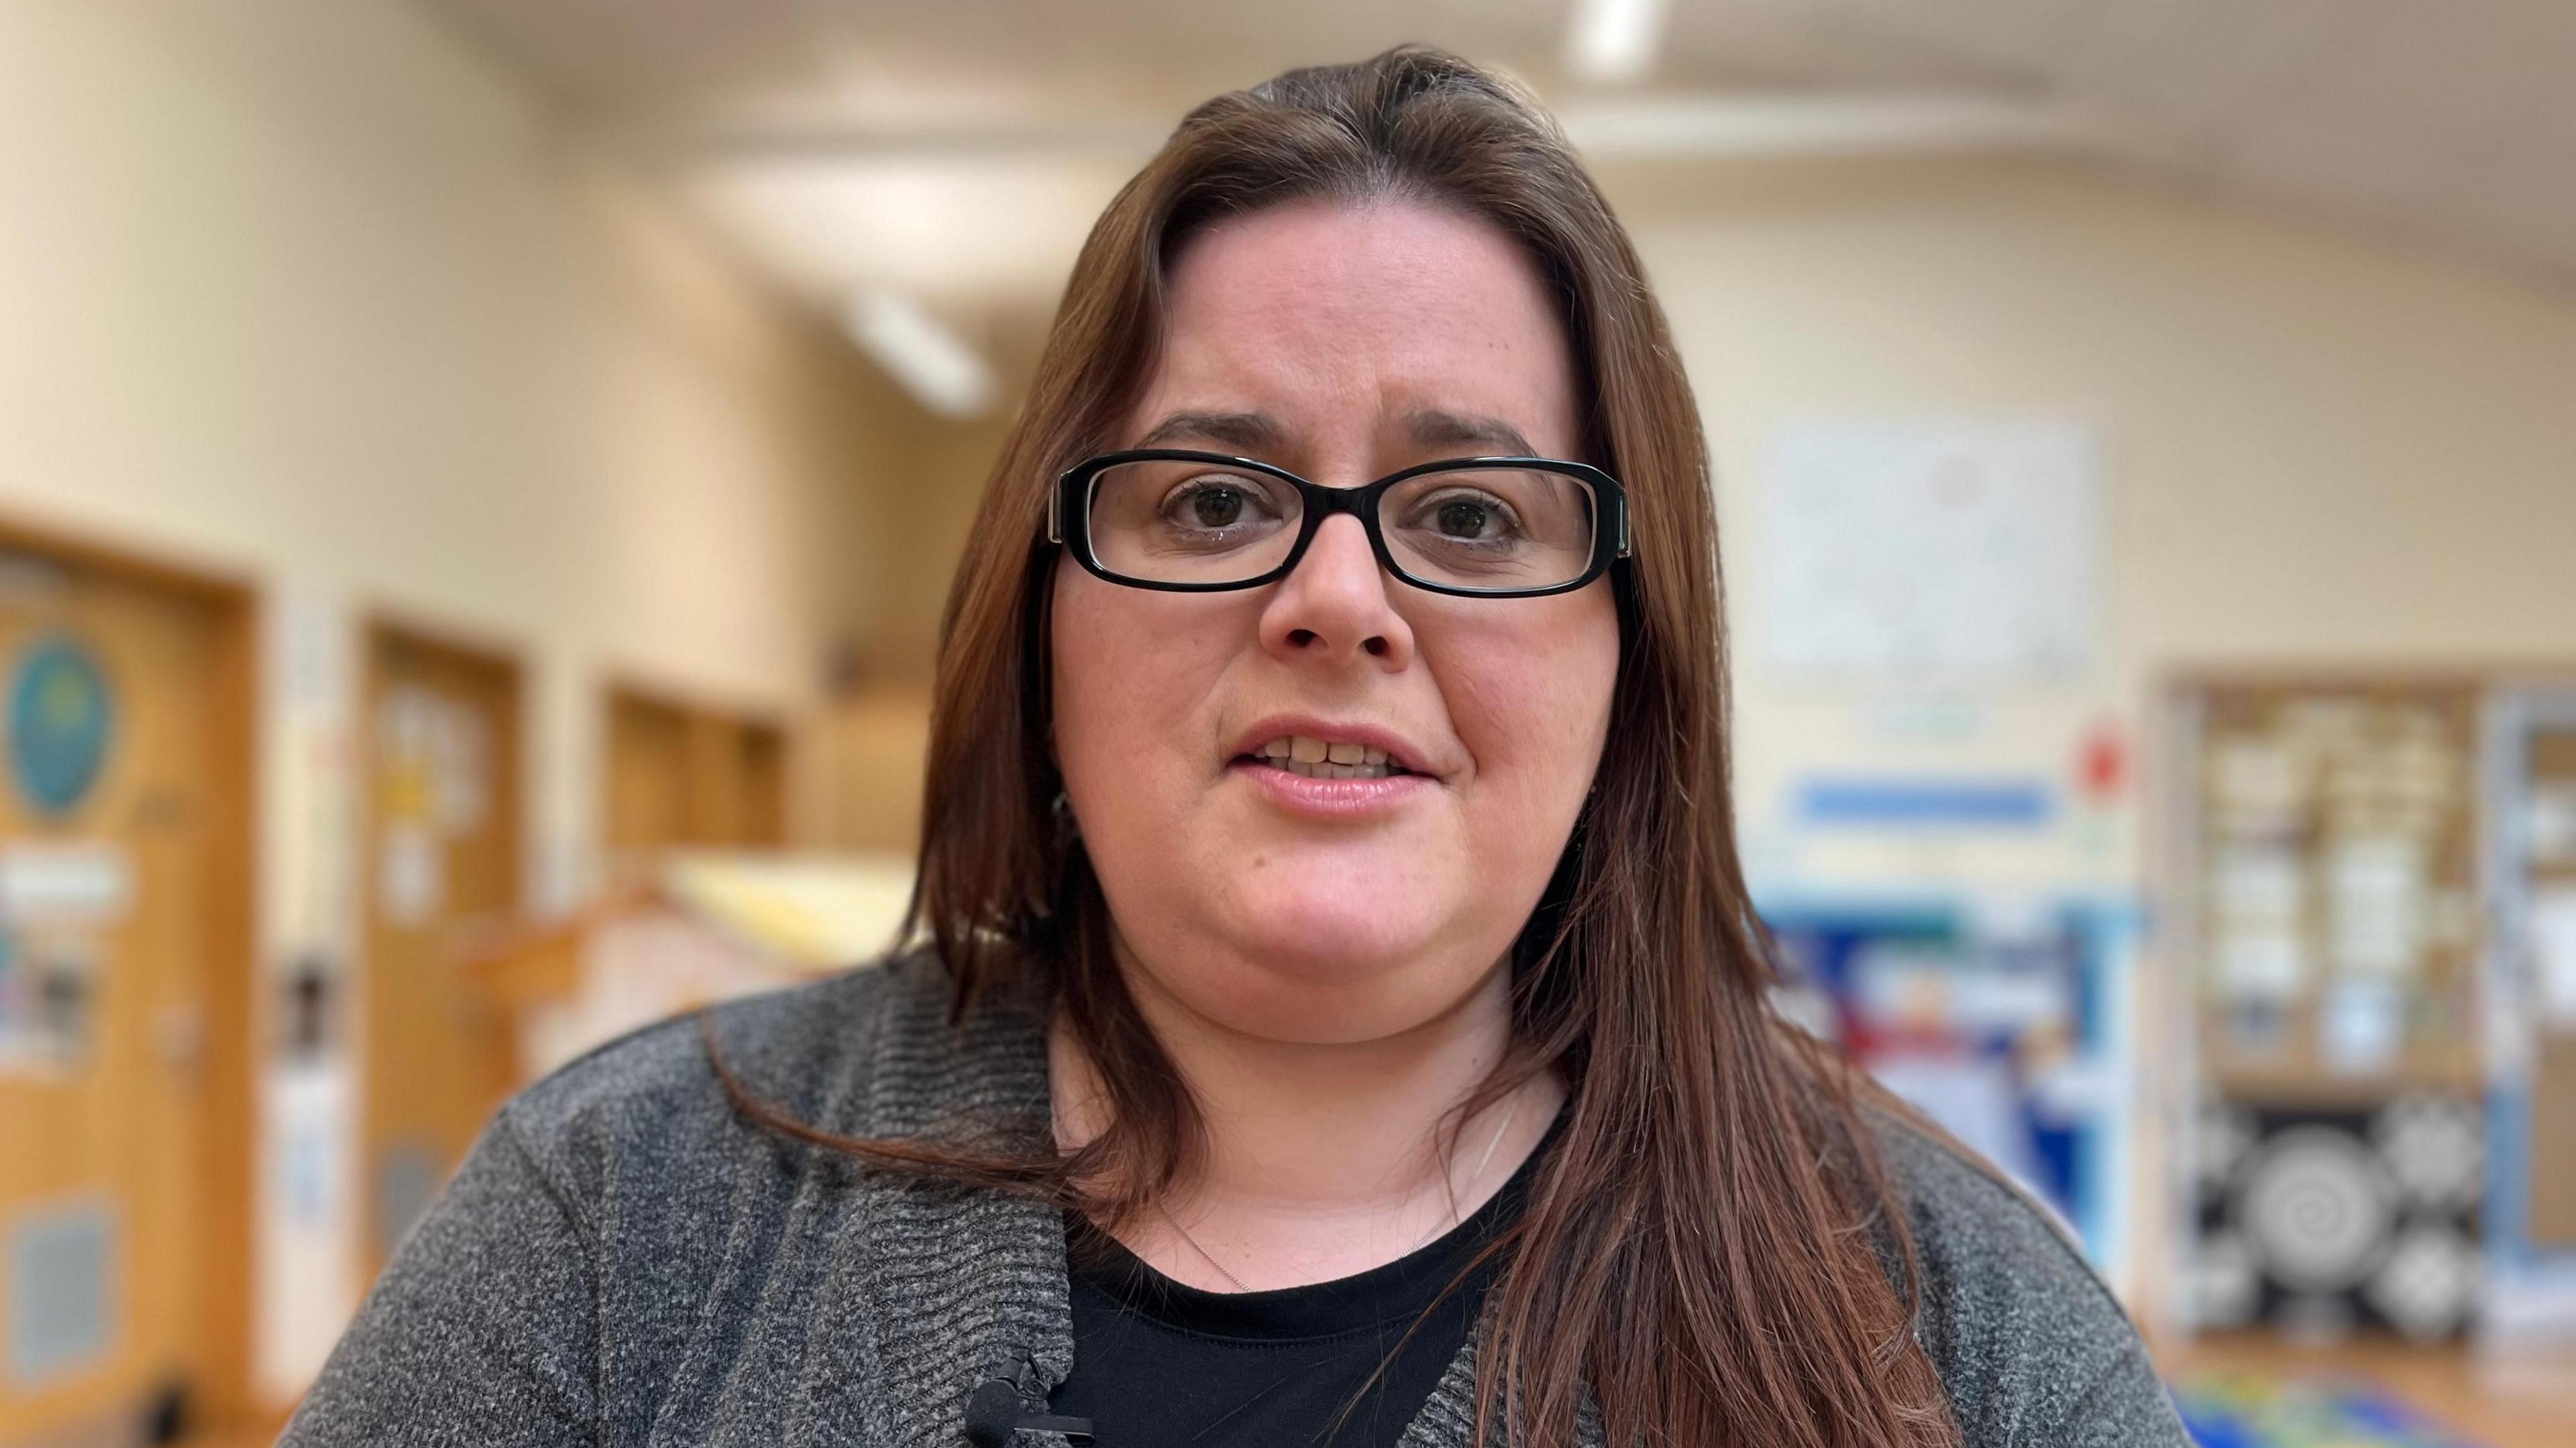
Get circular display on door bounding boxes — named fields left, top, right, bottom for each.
left=9, top=635, right=115, bottom=816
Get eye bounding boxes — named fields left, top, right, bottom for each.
left=1173, top=481, right=1252, bottom=530
left=1436, top=498, right=1496, bottom=538
left=1145, top=469, right=1295, bottom=540
left=1416, top=489, right=1521, bottom=543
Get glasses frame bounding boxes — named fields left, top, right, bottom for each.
left=1049, top=449, right=1631, bottom=599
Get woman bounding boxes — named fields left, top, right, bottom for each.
left=286, top=47, right=2184, bottom=1448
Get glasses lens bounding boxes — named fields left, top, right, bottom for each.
left=1379, top=467, right=1597, bottom=592
left=1087, top=459, right=1303, bottom=585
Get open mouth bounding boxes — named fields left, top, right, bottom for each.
left=1238, top=734, right=1415, bottom=781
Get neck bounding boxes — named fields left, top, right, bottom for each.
left=1050, top=937, right=1563, bottom=1289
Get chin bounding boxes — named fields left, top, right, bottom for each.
left=1184, top=891, right=1497, bottom=1041
left=1226, top=902, right=1434, bottom=987
left=1085, top=820, right=1519, bottom=1043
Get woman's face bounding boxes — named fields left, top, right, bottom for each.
left=1051, top=199, right=1619, bottom=1046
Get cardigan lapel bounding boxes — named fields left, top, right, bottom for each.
left=840, top=963, right=1077, bottom=1447
left=1394, top=1334, right=1609, bottom=1448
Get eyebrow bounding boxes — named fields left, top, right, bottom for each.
left=1403, top=409, right=1535, bottom=457
left=1134, top=407, right=1538, bottom=460
left=1133, top=410, right=1287, bottom=453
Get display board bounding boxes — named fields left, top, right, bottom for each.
left=2187, top=1095, right=2481, bottom=1341
left=2170, top=671, right=2576, bottom=1343
left=2180, top=678, right=2485, bottom=1097
left=1764, top=418, right=2098, bottom=679
left=2170, top=674, right=2494, bottom=1341
left=1764, top=893, right=2137, bottom=1272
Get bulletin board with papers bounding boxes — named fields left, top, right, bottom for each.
left=2180, top=677, right=2484, bottom=1097
left=2170, top=674, right=2491, bottom=1341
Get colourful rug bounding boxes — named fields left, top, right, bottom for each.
left=2175, top=1373, right=2483, bottom=1448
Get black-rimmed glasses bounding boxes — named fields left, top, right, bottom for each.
left=1049, top=450, right=1630, bottom=598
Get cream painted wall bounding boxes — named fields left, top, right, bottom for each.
left=1612, top=157, right=2576, bottom=897
left=0, top=0, right=915, bottom=1399
left=0, top=0, right=912, bottom=898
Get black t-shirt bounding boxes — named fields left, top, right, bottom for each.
left=1052, top=1115, right=1562, bottom=1448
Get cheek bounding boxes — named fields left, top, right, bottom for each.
left=1049, top=567, right=1239, bottom=810
left=1441, top=594, right=1620, bottom=816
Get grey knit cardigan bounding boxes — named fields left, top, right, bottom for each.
left=280, top=953, right=2188, bottom=1447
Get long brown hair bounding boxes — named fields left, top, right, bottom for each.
left=724, top=46, right=1957, bottom=1448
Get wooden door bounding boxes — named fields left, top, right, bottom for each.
left=605, top=687, right=786, bottom=871
left=0, top=540, right=254, bottom=1443
left=359, top=627, right=521, bottom=1282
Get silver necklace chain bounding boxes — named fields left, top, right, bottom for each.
left=1155, top=1097, right=1524, bottom=1294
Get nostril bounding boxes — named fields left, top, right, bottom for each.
left=1363, top=636, right=1389, bottom=657
left=1287, top=628, right=1318, bottom=647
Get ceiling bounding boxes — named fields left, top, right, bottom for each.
left=421, top=0, right=2576, bottom=343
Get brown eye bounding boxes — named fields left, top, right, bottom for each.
left=1187, top=487, right=1248, bottom=528
left=1436, top=498, right=1497, bottom=539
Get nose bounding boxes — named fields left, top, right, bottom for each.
left=1257, top=513, right=1415, bottom=670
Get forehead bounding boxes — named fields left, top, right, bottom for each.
left=1132, top=199, right=1581, bottom=459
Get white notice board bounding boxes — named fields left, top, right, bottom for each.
left=1765, top=419, right=2098, bottom=677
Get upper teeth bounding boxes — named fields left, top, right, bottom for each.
left=1254, top=735, right=1404, bottom=779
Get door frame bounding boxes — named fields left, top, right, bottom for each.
left=0, top=515, right=259, bottom=1433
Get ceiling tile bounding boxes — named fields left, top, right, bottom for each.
left=1655, top=0, right=1989, bottom=90
left=2055, top=0, right=2365, bottom=147
left=2213, top=2, right=2572, bottom=219
left=1799, top=0, right=2097, bottom=77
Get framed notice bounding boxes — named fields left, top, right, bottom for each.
left=1764, top=419, right=2098, bottom=679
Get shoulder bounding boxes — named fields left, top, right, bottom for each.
left=1868, top=1109, right=2186, bottom=1446
left=493, top=951, right=954, bottom=1196
left=284, top=958, right=983, bottom=1445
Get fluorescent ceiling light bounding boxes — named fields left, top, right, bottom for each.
left=842, top=287, right=996, bottom=418
left=692, top=156, right=1129, bottom=309
left=1566, top=0, right=1668, bottom=84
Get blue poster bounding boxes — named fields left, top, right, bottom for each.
left=9, top=636, right=115, bottom=816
